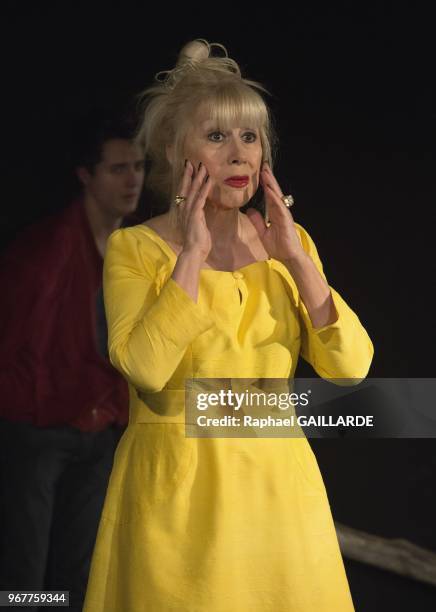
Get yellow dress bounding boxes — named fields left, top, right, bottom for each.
left=83, top=223, right=374, bottom=612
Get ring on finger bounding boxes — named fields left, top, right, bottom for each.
left=281, top=194, right=294, bottom=208
left=174, top=195, right=187, bottom=206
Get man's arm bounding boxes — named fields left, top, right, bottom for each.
left=0, top=225, right=70, bottom=420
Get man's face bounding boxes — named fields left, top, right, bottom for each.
left=80, top=139, right=145, bottom=217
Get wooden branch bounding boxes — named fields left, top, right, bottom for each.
left=335, top=522, right=436, bottom=588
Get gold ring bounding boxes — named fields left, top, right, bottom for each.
left=174, top=195, right=187, bottom=206
left=281, top=194, right=294, bottom=208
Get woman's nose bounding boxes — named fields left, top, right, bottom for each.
left=228, top=140, right=247, bottom=165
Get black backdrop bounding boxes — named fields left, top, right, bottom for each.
left=2, top=2, right=435, bottom=609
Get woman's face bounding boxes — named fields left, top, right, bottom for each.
left=182, top=111, right=263, bottom=210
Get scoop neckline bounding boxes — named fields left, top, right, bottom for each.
left=137, top=223, right=271, bottom=273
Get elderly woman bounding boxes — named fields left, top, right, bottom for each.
left=84, top=39, right=373, bottom=611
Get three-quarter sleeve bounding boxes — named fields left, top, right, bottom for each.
left=295, top=223, right=374, bottom=381
left=103, top=228, right=214, bottom=393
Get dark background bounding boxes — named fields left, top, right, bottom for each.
left=2, top=2, right=435, bottom=609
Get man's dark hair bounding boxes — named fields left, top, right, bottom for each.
left=72, top=107, right=139, bottom=174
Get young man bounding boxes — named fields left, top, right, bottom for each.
left=0, top=111, right=145, bottom=611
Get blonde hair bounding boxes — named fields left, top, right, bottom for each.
left=136, top=39, right=278, bottom=220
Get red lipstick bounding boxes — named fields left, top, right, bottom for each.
left=224, top=176, right=249, bottom=188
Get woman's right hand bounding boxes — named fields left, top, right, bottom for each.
left=171, top=161, right=213, bottom=302
left=177, top=161, right=213, bottom=262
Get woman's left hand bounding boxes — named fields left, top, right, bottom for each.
left=246, top=162, right=305, bottom=262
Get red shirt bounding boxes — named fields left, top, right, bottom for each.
left=0, top=200, right=129, bottom=431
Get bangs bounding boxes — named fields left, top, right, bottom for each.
left=194, top=83, right=268, bottom=130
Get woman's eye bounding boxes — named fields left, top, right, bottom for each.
left=207, top=130, right=258, bottom=143
left=208, top=131, right=224, bottom=142
left=243, top=132, right=257, bottom=143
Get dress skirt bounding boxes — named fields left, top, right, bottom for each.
left=83, top=422, right=355, bottom=611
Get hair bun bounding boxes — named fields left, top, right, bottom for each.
left=154, top=39, right=232, bottom=88
left=178, top=39, right=211, bottom=65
